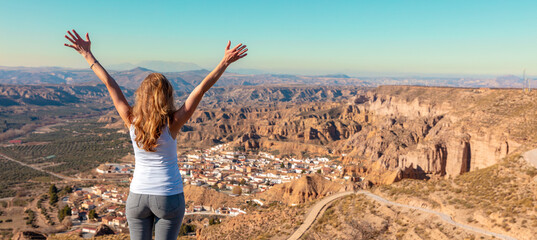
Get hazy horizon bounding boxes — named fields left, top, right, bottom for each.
left=0, top=62, right=534, bottom=79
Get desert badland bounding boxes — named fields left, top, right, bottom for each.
left=0, top=67, right=536, bottom=239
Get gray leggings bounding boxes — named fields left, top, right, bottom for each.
left=126, top=192, right=186, bottom=240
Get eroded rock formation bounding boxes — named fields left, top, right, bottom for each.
left=343, top=86, right=521, bottom=182
left=102, top=85, right=525, bottom=184
left=260, top=174, right=344, bottom=205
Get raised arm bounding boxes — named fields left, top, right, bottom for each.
left=169, top=41, right=248, bottom=137
left=64, top=30, right=132, bottom=127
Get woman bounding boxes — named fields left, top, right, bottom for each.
left=64, top=29, right=247, bottom=240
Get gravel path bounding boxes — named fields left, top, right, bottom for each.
left=288, top=190, right=517, bottom=240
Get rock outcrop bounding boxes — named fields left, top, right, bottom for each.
left=341, top=86, right=522, bottom=182
left=183, top=185, right=237, bottom=209
left=260, top=174, right=344, bottom=205
left=100, top=85, right=528, bottom=184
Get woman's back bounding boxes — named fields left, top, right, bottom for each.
left=63, top=29, right=247, bottom=239
left=129, top=124, right=183, bottom=196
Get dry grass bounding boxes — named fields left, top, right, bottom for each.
left=197, top=202, right=307, bottom=240
left=303, top=194, right=489, bottom=240
left=379, top=153, right=537, bottom=237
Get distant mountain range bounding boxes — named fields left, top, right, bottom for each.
left=0, top=83, right=134, bottom=107
left=108, top=60, right=203, bottom=72
left=0, top=65, right=534, bottom=89
left=0, top=66, right=369, bottom=92
left=0, top=83, right=363, bottom=108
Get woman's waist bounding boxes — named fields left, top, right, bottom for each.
left=133, top=164, right=180, bottom=174
left=132, top=169, right=182, bottom=183
left=133, top=152, right=177, bottom=162
left=129, top=177, right=183, bottom=195
left=134, top=158, right=179, bottom=167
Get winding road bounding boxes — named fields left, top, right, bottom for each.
left=287, top=191, right=355, bottom=240
left=288, top=190, right=517, bottom=240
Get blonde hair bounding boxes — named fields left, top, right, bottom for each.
left=132, top=73, right=175, bottom=152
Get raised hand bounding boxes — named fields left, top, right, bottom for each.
left=64, top=29, right=92, bottom=57
left=222, top=41, right=248, bottom=66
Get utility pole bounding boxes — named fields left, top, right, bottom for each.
left=523, top=69, right=531, bottom=93
left=522, top=69, right=531, bottom=93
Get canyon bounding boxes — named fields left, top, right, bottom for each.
left=4, top=82, right=537, bottom=239
left=4, top=83, right=532, bottom=191
left=136, top=85, right=528, bottom=185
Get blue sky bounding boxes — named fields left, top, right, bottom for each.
left=0, top=0, right=536, bottom=76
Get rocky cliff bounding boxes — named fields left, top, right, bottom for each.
left=184, top=85, right=531, bottom=183
left=259, top=174, right=345, bottom=205
left=99, top=85, right=535, bottom=183
left=340, top=86, right=524, bottom=182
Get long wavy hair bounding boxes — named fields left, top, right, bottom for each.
left=131, top=73, right=175, bottom=152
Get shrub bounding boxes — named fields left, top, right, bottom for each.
left=232, top=186, right=242, bottom=196
left=12, top=198, right=27, bottom=207
left=179, top=224, right=196, bottom=236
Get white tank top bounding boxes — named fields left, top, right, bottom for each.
left=128, top=124, right=183, bottom=195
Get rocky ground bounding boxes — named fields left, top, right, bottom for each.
left=258, top=174, right=348, bottom=206
left=8, top=85, right=537, bottom=239
left=376, top=154, right=537, bottom=240
left=197, top=203, right=307, bottom=240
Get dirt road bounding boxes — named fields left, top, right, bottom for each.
left=288, top=190, right=517, bottom=240
left=0, top=152, right=77, bottom=181
left=0, top=151, right=97, bottom=181
left=287, top=191, right=355, bottom=240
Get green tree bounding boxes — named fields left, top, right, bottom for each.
left=61, top=186, right=73, bottom=195
left=179, top=224, right=196, bottom=236
left=209, top=217, right=220, bottom=225
left=49, top=184, right=58, bottom=196
left=88, top=209, right=97, bottom=220
left=280, top=162, right=285, bottom=168
left=58, top=205, right=72, bottom=221
left=49, top=184, right=58, bottom=205
left=239, top=179, right=246, bottom=186
left=49, top=192, right=58, bottom=205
